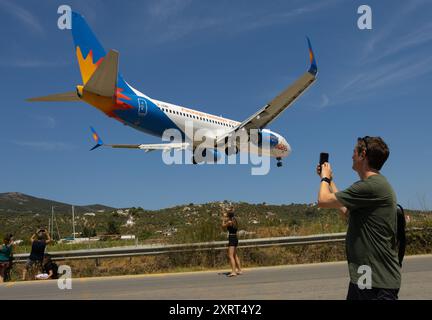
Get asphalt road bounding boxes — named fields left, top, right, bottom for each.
left=1, top=254, right=431, bottom=300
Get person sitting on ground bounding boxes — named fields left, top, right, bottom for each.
left=23, top=228, right=51, bottom=280
left=0, top=234, right=14, bottom=283
left=36, top=254, right=58, bottom=280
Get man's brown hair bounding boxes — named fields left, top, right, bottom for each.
left=357, top=136, right=390, bottom=170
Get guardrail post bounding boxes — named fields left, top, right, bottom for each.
left=95, top=258, right=100, bottom=267
left=211, top=247, right=216, bottom=268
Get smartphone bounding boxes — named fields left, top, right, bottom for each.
left=319, top=152, right=329, bottom=174
left=319, top=152, right=329, bottom=165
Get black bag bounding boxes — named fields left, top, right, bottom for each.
left=396, top=204, right=406, bottom=267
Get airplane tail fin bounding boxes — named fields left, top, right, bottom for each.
left=83, top=49, right=119, bottom=97
left=72, top=11, right=134, bottom=96
left=72, top=12, right=107, bottom=85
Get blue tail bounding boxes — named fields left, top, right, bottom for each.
left=71, top=11, right=134, bottom=94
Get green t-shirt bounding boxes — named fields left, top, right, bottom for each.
left=335, top=174, right=401, bottom=289
left=0, top=244, right=12, bottom=262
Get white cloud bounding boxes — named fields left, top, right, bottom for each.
left=142, top=0, right=342, bottom=44
left=366, top=22, right=432, bottom=63
left=362, top=0, right=431, bottom=59
left=318, top=94, right=329, bottom=109
left=28, top=115, right=57, bottom=129
left=0, top=0, right=44, bottom=35
left=148, top=0, right=193, bottom=20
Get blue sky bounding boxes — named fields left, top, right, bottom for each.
left=1, top=0, right=431, bottom=210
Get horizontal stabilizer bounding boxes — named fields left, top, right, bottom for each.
left=109, top=143, right=189, bottom=153
left=89, top=127, right=189, bottom=152
left=83, top=49, right=118, bottom=97
left=27, top=91, right=80, bottom=102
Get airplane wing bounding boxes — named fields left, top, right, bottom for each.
left=89, top=127, right=189, bottom=152
left=216, top=37, right=318, bottom=144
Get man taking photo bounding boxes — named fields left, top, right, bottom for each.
left=317, top=136, right=401, bottom=300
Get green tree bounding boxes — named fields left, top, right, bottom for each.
left=106, top=220, right=120, bottom=235
left=82, top=226, right=97, bottom=237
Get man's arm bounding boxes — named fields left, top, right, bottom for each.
left=221, top=219, right=232, bottom=228
left=327, top=180, right=349, bottom=219
left=318, top=180, right=342, bottom=208
left=317, top=163, right=348, bottom=219
left=46, top=269, right=54, bottom=279
left=45, top=232, right=52, bottom=244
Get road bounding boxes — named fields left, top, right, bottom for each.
left=1, top=254, right=431, bottom=299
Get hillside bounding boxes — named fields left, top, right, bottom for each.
left=0, top=192, right=115, bottom=215
left=0, top=193, right=430, bottom=247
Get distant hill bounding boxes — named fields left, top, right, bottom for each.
left=0, top=192, right=116, bottom=215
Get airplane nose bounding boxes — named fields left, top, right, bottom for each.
left=286, top=142, right=292, bottom=156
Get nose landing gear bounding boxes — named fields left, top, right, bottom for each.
left=276, top=157, right=283, bottom=167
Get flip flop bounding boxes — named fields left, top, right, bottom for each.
left=227, top=273, right=237, bottom=277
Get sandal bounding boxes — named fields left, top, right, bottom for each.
left=227, top=273, right=237, bottom=277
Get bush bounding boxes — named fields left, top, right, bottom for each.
left=106, top=220, right=120, bottom=235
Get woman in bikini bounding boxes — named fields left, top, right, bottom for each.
left=222, top=206, right=242, bottom=277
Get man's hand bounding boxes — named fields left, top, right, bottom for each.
left=320, top=162, right=332, bottom=179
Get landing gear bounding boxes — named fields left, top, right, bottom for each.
left=224, top=137, right=239, bottom=156
left=276, top=157, right=283, bottom=167
left=225, top=146, right=239, bottom=156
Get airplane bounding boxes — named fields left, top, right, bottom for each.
left=28, top=11, right=318, bottom=167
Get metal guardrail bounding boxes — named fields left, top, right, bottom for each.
left=13, top=232, right=347, bottom=263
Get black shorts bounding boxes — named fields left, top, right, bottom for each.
left=228, top=235, right=238, bottom=247
left=346, top=282, right=399, bottom=300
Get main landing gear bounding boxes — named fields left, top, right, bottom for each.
left=276, top=157, right=283, bottom=167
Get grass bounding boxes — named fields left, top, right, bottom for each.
left=5, top=227, right=431, bottom=281
left=2, top=202, right=431, bottom=281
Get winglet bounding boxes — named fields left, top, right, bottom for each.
left=90, top=126, right=104, bottom=151
left=306, top=37, right=318, bottom=76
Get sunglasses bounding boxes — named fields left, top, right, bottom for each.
left=358, top=136, right=370, bottom=155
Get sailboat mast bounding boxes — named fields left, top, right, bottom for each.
left=51, top=206, right=54, bottom=236
left=72, top=205, right=75, bottom=240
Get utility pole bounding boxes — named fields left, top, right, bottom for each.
left=51, top=206, right=54, bottom=236
left=72, top=205, right=75, bottom=240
